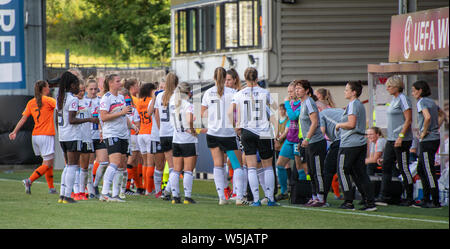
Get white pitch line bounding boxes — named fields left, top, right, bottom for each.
left=280, top=204, right=449, bottom=225
left=1, top=178, right=448, bottom=225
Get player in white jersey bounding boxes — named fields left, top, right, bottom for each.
left=72, top=83, right=96, bottom=200
left=83, top=77, right=108, bottom=199
left=154, top=73, right=178, bottom=200
left=147, top=82, right=166, bottom=198
left=82, top=77, right=109, bottom=198
left=201, top=67, right=245, bottom=205
left=56, top=71, right=97, bottom=204
left=232, top=67, right=279, bottom=207
left=168, top=82, right=198, bottom=204
left=99, top=74, right=138, bottom=202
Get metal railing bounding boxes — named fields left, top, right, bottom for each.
left=45, top=62, right=170, bottom=70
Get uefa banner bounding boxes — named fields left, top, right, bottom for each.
left=389, top=7, right=449, bottom=63
left=0, top=0, right=25, bottom=90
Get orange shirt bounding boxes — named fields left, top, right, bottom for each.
left=136, top=97, right=152, bottom=135
left=22, top=96, right=56, bottom=136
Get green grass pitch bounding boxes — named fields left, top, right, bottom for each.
left=0, top=169, right=448, bottom=229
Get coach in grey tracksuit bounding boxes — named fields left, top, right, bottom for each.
left=378, top=76, right=415, bottom=206
left=320, top=107, right=344, bottom=204
left=336, top=81, right=376, bottom=211
left=412, top=80, right=446, bottom=208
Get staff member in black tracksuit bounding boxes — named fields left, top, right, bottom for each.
left=411, top=80, right=447, bottom=208
left=376, top=76, right=415, bottom=206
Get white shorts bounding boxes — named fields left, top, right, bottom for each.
left=138, top=134, right=152, bottom=154
left=32, top=135, right=55, bottom=160
left=130, top=135, right=140, bottom=152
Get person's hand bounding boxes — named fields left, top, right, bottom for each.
left=394, top=137, right=402, bottom=147
left=419, top=131, right=428, bottom=140
left=377, top=158, right=383, bottom=166
left=121, top=105, right=132, bottom=115
left=132, top=124, right=139, bottom=134
left=301, top=139, right=309, bottom=148
left=8, top=132, right=16, bottom=141
left=335, top=123, right=341, bottom=131
left=91, top=117, right=99, bottom=124
left=200, top=128, right=208, bottom=134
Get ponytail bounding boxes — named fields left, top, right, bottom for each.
left=57, top=71, right=79, bottom=110
left=162, top=72, right=179, bottom=107
left=174, top=82, right=191, bottom=124
left=214, top=67, right=226, bottom=97
left=316, top=88, right=335, bottom=108
left=34, top=80, right=47, bottom=110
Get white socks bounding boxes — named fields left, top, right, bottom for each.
left=183, top=171, right=193, bottom=198
left=233, top=167, right=244, bottom=199
left=154, top=169, right=163, bottom=193
left=64, top=165, right=79, bottom=198
left=170, top=170, right=180, bottom=198
left=101, top=163, right=117, bottom=195
left=214, top=166, right=226, bottom=200
left=94, top=162, right=108, bottom=187
left=112, top=168, right=124, bottom=197
left=248, top=167, right=259, bottom=202
left=264, top=167, right=275, bottom=202
left=60, top=165, right=67, bottom=197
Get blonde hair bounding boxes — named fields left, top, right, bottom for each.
left=162, top=72, right=179, bottom=107
left=316, top=88, right=335, bottom=108
left=214, top=67, right=226, bottom=97
left=173, top=82, right=191, bottom=126
left=386, top=75, right=404, bottom=92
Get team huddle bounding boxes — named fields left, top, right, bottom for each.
left=9, top=67, right=447, bottom=210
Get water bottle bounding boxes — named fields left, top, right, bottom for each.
left=92, top=111, right=99, bottom=130
left=125, top=96, right=132, bottom=106
left=125, top=96, right=132, bottom=114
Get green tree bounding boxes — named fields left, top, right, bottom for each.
left=47, top=0, right=171, bottom=62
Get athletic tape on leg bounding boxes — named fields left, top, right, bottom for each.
left=226, top=150, right=241, bottom=170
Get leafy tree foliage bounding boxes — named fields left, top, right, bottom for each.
left=47, top=0, right=171, bottom=62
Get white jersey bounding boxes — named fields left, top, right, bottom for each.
left=232, top=86, right=274, bottom=138
left=169, top=95, right=198, bottom=144
left=57, top=92, right=82, bottom=141
left=201, top=86, right=236, bottom=137
left=86, top=96, right=101, bottom=140
left=154, top=91, right=174, bottom=137
left=77, top=97, right=93, bottom=143
left=148, top=99, right=160, bottom=142
left=127, top=106, right=140, bottom=135
left=100, top=92, right=129, bottom=139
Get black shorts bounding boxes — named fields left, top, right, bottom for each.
left=160, top=136, right=173, bottom=153
left=240, top=129, right=273, bottom=160
left=206, top=134, right=238, bottom=152
left=80, top=142, right=94, bottom=154
left=60, top=140, right=82, bottom=153
left=172, top=143, right=198, bottom=157
left=150, top=141, right=163, bottom=154
left=105, top=137, right=129, bottom=155
left=93, top=139, right=107, bottom=151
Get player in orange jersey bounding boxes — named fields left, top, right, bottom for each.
left=10, top=80, right=58, bottom=194
left=136, top=83, right=156, bottom=195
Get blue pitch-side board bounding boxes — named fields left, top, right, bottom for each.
left=0, top=0, right=26, bottom=90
